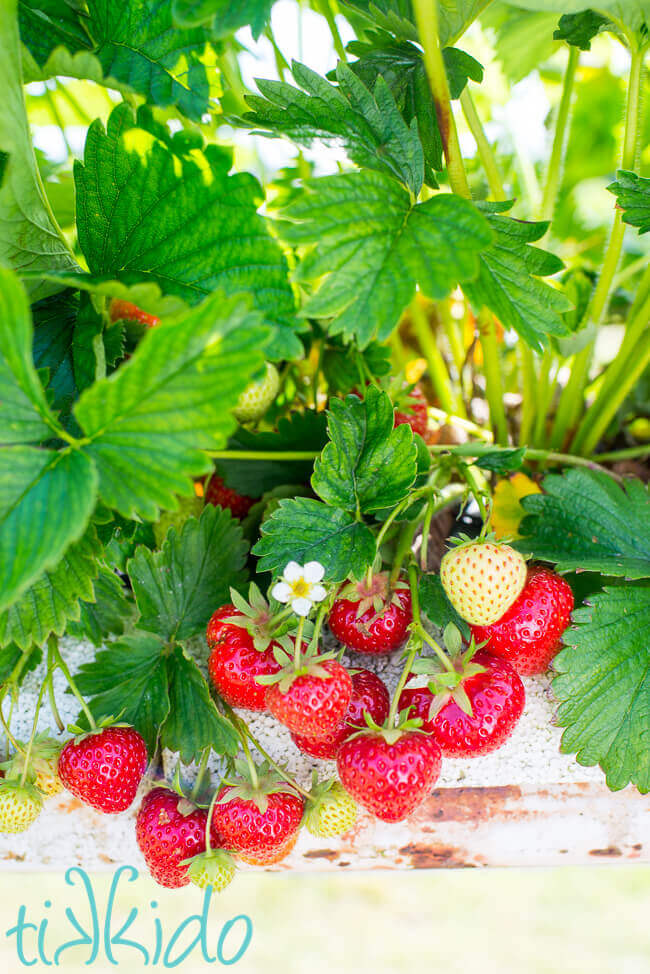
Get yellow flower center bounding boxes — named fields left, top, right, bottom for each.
left=290, top=578, right=310, bottom=598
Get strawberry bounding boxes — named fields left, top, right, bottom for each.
left=207, top=603, right=282, bottom=711
left=187, top=849, right=237, bottom=892
left=204, top=474, right=257, bottom=520
left=328, top=574, right=412, bottom=656
left=471, top=566, right=574, bottom=675
left=304, top=778, right=358, bottom=838
left=394, top=385, right=428, bottom=437
left=6, top=735, right=63, bottom=799
left=136, top=788, right=220, bottom=889
left=58, top=725, right=148, bottom=814
left=212, top=763, right=303, bottom=859
left=337, top=730, right=442, bottom=823
left=440, top=539, right=527, bottom=626
left=399, top=649, right=525, bottom=757
left=233, top=362, right=280, bottom=423
left=266, top=659, right=353, bottom=738
left=108, top=299, right=159, bottom=329
left=291, top=668, right=390, bottom=759
left=0, top=780, right=42, bottom=833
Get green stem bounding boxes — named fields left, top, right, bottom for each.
left=428, top=407, right=493, bottom=441
left=412, top=0, right=471, bottom=199
left=19, top=680, right=48, bottom=788
left=0, top=695, right=22, bottom=755
left=549, top=344, right=593, bottom=450
left=428, top=442, right=624, bottom=481
left=226, top=706, right=311, bottom=799
left=518, top=345, right=537, bottom=447
left=459, top=88, right=506, bottom=201
left=419, top=497, right=436, bottom=570
left=478, top=309, right=508, bottom=444
left=191, top=747, right=211, bottom=800
left=457, top=462, right=490, bottom=524
left=293, top=616, right=305, bottom=669
left=239, top=733, right=259, bottom=790
left=532, top=350, right=555, bottom=446
left=207, top=450, right=318, bottom=461
left=49, top=636, right=97, bottom=731
left=539, top=46, right=579, bottom=224
left=313, top=0, right=347, bottom=62
left=440, top=300, right=466, bottom=376
left=46, top=641, right=64, bottom=733
left=595, top=444, right=650, bottom=462
left=389, top=520, right=419, bottom=587
left=204, top=789, right=220, bottom=854
left=409, top=298, right=461, bottom=416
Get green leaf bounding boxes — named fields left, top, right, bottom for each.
left=0, top=0, right=77, bottom=296
left=25, top=273, right=188, bottom=319
left=173, top=0, right=274, bottom=38
left=463, top=201, right=572, bottom=352
left=66, top=564, right=136, bottom=647
left=244, top=61, right=424, bottom=196
left=345, top=34, right=482, bottom=184
left=0, top=447, right=98, bottom=613
left=418, top=573, right=470, bottom=639
left=0, top=642, right=42, bottom=684
left=281, top=171, right=492, bottom=348
left=74, top=290, right=269, bottom=521
left=162, top=646, right=239, bottom=762
left=482, top=4, right=559, bottom=83
left=554, top=10, right=611, bottom=49
left=322, top=340, right=392, bottom=395
left=312, top=387, right=418, bottom=514
left=254, top=497, right=376, bottom=582
left=553, top=582, right=650, bottom=792
left=31, top=288, right=80, bottom=423
left=74, top=103, right=298, bottom=360
left=219, top=410, right=328, bottom=496
left=608, top=170, right=650, bottom=235
left=518, top=469, right=650, bottom=578
left=21, top=0, right=221, bottom=120
left=0, top=267, right=62, bottom=443
left=74, top=632, right=170, bottom=754
left=475, top=447, right=526, bottom=473
left=128, top=506, right=248, bottom=643
left=339, top=0, right=490, bottom=45
left=0, top=527, right=100, bottom=649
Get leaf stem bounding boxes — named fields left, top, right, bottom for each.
left=204, top=788, right=220, bottom=853
left=478, top=309, right=508, bottom=444
left=456, top=462, right=489, bottom=524
left=428, top=442, right=624, bottom=481
left=539, top=46, right=579, bottom=225
left=293, top=616, right=305, bottom=669
left=191, top=747, right=211, bottom=800
left=225, top=705, right=311, bottom=799
left=207, top=450, right=318, bottom=461
left=518, top=345, right=537, bottom=447
left=409, top=297, right=461, bottom=416
left=389, top=520, right=419, bottom=587
left=595, top=444, right=650, bottom=462
left=48, top=636, right=97, bottom=732
left=314, top=0, right=348, bottom=62
left=19, top=680, right=48, bottom=788
left=412, top=0, right=471, bottom=199
left=459, top=88, right=506, bottom=201
left=239, top=733, right=259, bottom=790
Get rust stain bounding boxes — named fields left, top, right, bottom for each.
left=633, top=844, right=643, bottom=851
left=399, top=843, right=476, bottom=869
left=414, top=785, right=523, bottom=825
left=303, top=849, right=339, bottom=861
left=338, top=861, right=351, bottom=867
left=99, top=854, right=115, bottom=864
left=2, top=851, right=25, bottom=861
left=589, top=846, right=623, bottom=857
left=58, top=797, right=85, bottom=813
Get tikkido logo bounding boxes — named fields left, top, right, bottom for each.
left=5, top=866, right=253, bottom=968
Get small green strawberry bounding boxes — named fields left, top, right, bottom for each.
left=440, top=538, right=527, bottom=626
left=186, top=850, right=237, bottom=892
left=233, top=363, right=280, bottom=423
left=304, top=778, right=358, bottom=838
left=0, top=780, right=43, bottom=833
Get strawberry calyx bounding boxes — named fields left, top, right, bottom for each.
left=217, top=759, right=302, bottom=814
left=255, top=649, right=340, bottom=693
left=2, top=733, right=62, bottom=785
left=336, top=572, right=409, bottom=622
left=183, top=848, right=237, bottom=890
left=343, top=709, right=425, bottom=747
left=64, top=715, right=129, bottom=744
left=0, top=778, right=43, bottom=807
left=407, top=624, right=487, bottom=719
left=223, top=584, right=298, bottom=655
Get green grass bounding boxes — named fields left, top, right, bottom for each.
left=1, top=867, right=649, bottom=972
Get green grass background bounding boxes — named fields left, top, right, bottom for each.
left=0, top=867, right=649, bottom=972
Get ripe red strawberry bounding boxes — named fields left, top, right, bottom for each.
left=328, top=574, right=412, bottom=656
left=207, top=605, right=282, bottom=711
left=440, top=539, right=527, bottom=626
left=394, top=385, right=428, bottom=437
left=108, top=299, right=159, bottom=329
left=337, top=731, right=442, bottom=822
left=399, top=650, right=525, bottom=757
left=58, top=726, right=148, bottom=814
left=212, top=781, right=303, bottom=859
left=136, top=788, right=220, bottom=889
left=204, top=474, right=257, bottom=519
left=266, top=659, right=352, bottom=738
left=471, top=567, right=574, bottom=676
left=291, top=668, right=390, bottom=759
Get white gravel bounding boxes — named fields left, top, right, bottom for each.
left=0, top=631, right=603, bottom=869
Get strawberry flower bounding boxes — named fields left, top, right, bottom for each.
left=271, top=561, right=327, bottom=617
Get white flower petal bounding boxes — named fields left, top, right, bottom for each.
left=271, top=582, right=292, bottom=603
left=291, top=596, right=313, bottom=617
left=283, top=561, right=303, bottom=582
left=303, top=561, right=325, bottom=583
left=309, top=584, right=327, bottom=603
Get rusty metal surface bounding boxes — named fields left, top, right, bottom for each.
left=1, top=781, right=647, bottom=872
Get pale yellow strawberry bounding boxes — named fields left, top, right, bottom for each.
left=304, top=782, right=358, bottom=838
left=233, top=363, right=280, bottom=423
left=7, top=735, right=64, bottom=800
left=440, top=541, right=527, bottom=626
left=0, top=781, right=42, bottom=833
left=188, top=850, right=236, bottom=891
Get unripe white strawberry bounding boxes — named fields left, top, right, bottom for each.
left=0, top=781, right=43, bottom=833
left=233, top=363, right=279, bottom=423
left=187, top=850, right=236, bottom=892
left=304, top=781, right=358, bottom=838
left=440, top=540, right=527, bottom=626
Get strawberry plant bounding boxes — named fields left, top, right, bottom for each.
left=1, top=0, right=650, bottom=887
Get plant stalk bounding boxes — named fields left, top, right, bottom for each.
left=539, top=46, right=579, bottom=224
left=459, top=88, right=506, bottom=201
left=478, top=309, right=508, bottom=444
